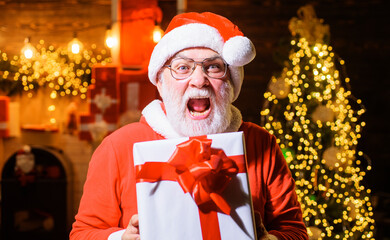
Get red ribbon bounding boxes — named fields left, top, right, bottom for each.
left=135, top=136, right=246, bottom=239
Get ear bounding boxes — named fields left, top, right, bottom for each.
left=155, top=74, right=164, bottom=97
left=156, top=81, right=163, bottom=96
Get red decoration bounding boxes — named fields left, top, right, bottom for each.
left=79, top=65, right=120, bottom=141
left=119, top=70, right=159, bottom=113
left=14, top=145, right=36, bottom=186
left=0, top=96, right=10, bottom=138
left=119, top=0, right=162, bottom=67
left=79, top=114, right=94, bottom=141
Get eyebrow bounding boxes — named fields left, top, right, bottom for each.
left=175, top=53, right=221, bottom=60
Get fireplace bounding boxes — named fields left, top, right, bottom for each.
left=1, top=146, right=70, bottom=240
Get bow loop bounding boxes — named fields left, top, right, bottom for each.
left=167, top=137, right=238, bottom=214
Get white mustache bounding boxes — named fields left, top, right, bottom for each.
left=184, top=88, right=213, bottom=102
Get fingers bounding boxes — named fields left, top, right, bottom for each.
left=121, top=214, right=140, bottom=240
left=254, top=211, right=268, bottom=237
left=130, top=214, right=139, bottom=227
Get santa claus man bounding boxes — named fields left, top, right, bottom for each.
left=70, top=12, right=308, bottom=240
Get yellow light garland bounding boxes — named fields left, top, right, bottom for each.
left=261, top=36, right=375, bottom=239
left=0, top=40, right=111, bottom=98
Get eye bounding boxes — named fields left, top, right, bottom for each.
left=171, top=59, right=192, bottom=74
left=177, top=65, right=190, bottom=72
left=207, top=64, right=221, bottom=71
left=204, top=59, right=224, bottom=73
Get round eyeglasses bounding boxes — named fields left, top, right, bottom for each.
left=164, top=57, right=228, bottom=80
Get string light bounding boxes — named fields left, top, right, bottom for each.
left=68, top=32, right=84, bottom=54
left=20, top=37, right=36, bottom=59
left=2, top=14, right=162, bottom=98
left=261, top=37, right=375, bottom=239
left=152, top=22, right=164, bottom=43
left=0, top=39, right=111, bottom=99
left=105, top=25, right=118, bottom=49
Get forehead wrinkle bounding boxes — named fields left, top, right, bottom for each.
left=174, top=52, right=221, bottom=61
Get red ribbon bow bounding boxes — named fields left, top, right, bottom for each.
left=168, top=137, right=238, bottom=214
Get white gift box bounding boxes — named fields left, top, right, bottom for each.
left=133, top=131, right=257, bottom=240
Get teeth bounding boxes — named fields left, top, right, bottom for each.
left=190, top=110, right=208, bottom=116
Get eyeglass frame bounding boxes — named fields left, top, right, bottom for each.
left=163, top=56, right=229, bottom=80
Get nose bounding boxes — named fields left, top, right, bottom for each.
left=189, top=64, right=209, bottom=88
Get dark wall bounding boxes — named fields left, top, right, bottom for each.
left=174, top=0, right=390, bottom=195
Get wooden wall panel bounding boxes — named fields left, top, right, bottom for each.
left=0, top=1, right=111, bottom=56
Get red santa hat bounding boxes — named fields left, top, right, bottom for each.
left=148, top=12, right=256, bottom=101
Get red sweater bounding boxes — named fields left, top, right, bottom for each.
left=70, top=118, right=308, bottom=240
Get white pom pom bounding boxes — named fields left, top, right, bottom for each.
left=222, top=36, right=256, bottom=66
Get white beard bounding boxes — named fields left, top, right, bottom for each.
left=160, top=80, right=234, bottom=137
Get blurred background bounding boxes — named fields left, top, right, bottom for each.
left=0, top=0, right=388, bottom=239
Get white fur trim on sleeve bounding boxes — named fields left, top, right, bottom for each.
left=107, top=229, right=125, bottom=240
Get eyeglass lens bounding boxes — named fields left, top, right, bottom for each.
left=169, top=57, right=227, bottom=80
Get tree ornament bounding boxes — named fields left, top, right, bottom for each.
left=311, top=105, right=334, bottom=123
left=288, top=4, right=330, bottom=44
left=345, top=199, right=358, bottom=220
left=307, top=226, right=322, bottom=240
left=309, top=194, right=317, bottom=201
left=14, top=145, right=36, bottom=186
left=281, top=147, right=295, bottom=163
left=15, top=145, right=35, bottom=174
left=268, top=75, right=290, bottom=99
left=93, top=89, right=115, bottom=113
left=322, top=146, right=344, bottom=169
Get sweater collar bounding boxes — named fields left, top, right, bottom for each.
left=141, top=99, right=242, bottom=139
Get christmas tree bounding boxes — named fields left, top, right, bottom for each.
left=260, top=5, right=375, bottom=240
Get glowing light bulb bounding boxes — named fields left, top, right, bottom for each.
left=72, top=43, right=80, bottom=54
left=68, top=33, right=83, bottom=54
left=21, top=37, right=36, bottom=59
left=48, top=105, right=56, bottom=111
left=152, top=24, right=164, bottom=43
left=105, top=27, right=118, bottom=49
left=24, top=48, right=34, bottom=59
left=105, top=35, right=118, bottom=49
left=50, top=118, right=56, bottom=124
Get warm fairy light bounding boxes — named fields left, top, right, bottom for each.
left=105, top=27, right=118, bottom=49
left=261, top=37, right=375, bottom=239
left=49, top=118, right=56, bottom=124
left=23, top=48, right=34, bottom=59
left=48, top=105, right=56, bottom=111
left=152, top=24, right=164, bottom=43
left=105, top=35, right=118, bottom=49
left=68, top=33, right=84, bottom=54
left=0, top=39, right=111, bottom=98
left=21, top=37, right=36, bottom=59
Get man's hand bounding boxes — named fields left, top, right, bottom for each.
left=254, top=211, right=270, bottom=239
left=257, top=221, right=269, bottom=239
left=121, top=214, right=140, bottom=240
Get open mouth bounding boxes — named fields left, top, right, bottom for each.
left=187, top=97, right=211, bottom=119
